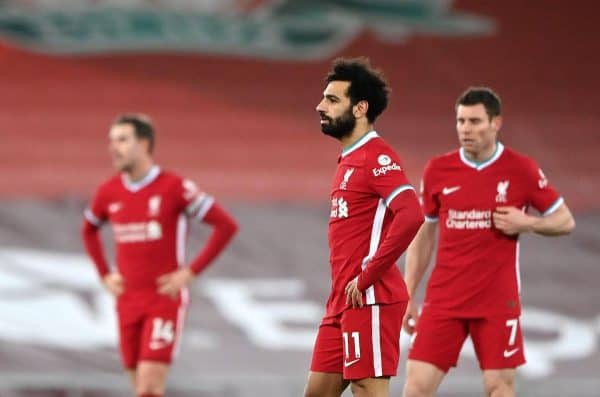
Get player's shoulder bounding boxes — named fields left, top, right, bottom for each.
left=426, top=149, right=460, bottom=170
left=95, top=174, right=122, bottom=194
left=155, top=169, right=193, bottom=194
left=500, top=145, right=539, bottom=169
left=158, top=169, right=206, bottom=197
left=341, top=132, right=390, bottom=165
left=368, top=135, right=397, bottom=151
left=501, top=146, right=540, bottom=176
left=157, top=169, right=184, bottom=184
left=364, top=135, right=401, bottom=161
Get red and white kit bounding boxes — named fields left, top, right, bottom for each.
left=311, top=131, right=422, bottom=379
left=82, top=166, right=236, bottom=368
left=409, top=142, right=563, bottom=371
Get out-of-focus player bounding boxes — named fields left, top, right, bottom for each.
left=402, top=87, right=576, bottom=397
left=81, top=114, right=238, bottom=397
left=304, top=57, right=423, bottom=397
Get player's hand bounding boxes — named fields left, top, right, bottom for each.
left=157, top=267, right=194, bottom=299
left=345, top=276, right=363, bottom=308
left=493, top=206, right=533, bottom=236
left=102, top=272, right=124, bottom=296
left=402, top=300, right=419, bottom=335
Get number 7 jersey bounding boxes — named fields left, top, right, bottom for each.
left=421, top=143, right=563, bottom=317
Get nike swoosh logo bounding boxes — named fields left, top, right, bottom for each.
left=344, top=358, right=361, bottom=368
left=442, top=186, right=461, bottom=195
left=503, top=348, right=520, bottom=358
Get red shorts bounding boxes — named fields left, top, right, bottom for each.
left=117, top=289, right=189, bottom=369
left=408, top=308, right=526, bottom=372
left=310, top=302, right=406, bottom=380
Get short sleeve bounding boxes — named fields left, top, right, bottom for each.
left=421, top=160, right=439, bottom=222
left=366, top=149, right=415, bottom=207
left=524, top=159, right=562, bottom=216
left=178, top=178, right=215, bottom=220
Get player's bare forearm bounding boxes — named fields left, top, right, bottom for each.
left=529, top=203, right=575, bottom=236
left=494, top=204, right=575, bottom=236
left=402, top=223, right=435, bottom=334
left=404, top=221, right=437, bottom=297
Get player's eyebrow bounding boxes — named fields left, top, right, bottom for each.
left=325, top=94, right=341, bottom=102
left=457, top=116, right=483, bottom=122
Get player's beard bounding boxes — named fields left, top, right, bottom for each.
left=320, top=107, right=356, bottom=140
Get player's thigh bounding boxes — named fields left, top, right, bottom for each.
left=125, top=369, right=137, bottom=388
left=407, top=308, right=469, bottom=373
left=470, top=315, right=525, bottom=370
left=310, top=322, right=344, bottom=375
left=136, top=360, right=170, bottom=395
left=139, top=297, right=187, bottom=365
left=402, top=360, right=445, bottom=397
left=117, top=308, right=144, bottom=370
left=351, top=376, right=390, bottom=397
left=341, top=303, right=405, bottom=380
left=482, top=369, right=516, bottom=397
left=304, top=371, right=349, bottom=397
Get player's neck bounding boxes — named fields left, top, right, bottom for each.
left=340, top=124, right=374, bottom=150
left=126, top=159, right=155, bottom=183
left=465, top=141, right=497, bottom=163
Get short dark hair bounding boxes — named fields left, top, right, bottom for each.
left=456, top=87, right=502, bottom=119
left=112, top=113, right=155, bottom=153
left=326, top=57, right=390, bottom=123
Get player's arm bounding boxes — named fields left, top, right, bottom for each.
left=493, top=201, right=575, bottom=236
left=81, top=211, right=123, bottom=295
left=188, top=201, right=239, bottom=275
left=357, top=189, right=424, bottom=291
left=346, top=189, right=423, bottom=308
left=402, top=220, right=437, bottom=334
left=157, top=201, right=238, bottom=297
left=494, top=160, right=575, bottom=236
left=404, top=220, right=437, bottom=296
left=344, top=150, right=424, bottom=308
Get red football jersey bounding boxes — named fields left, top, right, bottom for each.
left=421, top=143, right=563, bottom=317
left=84, top=166, right=214, bottom=295
left=326, top=131, right=414, bottom=319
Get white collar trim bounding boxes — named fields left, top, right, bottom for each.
left=460, top=142, right=505, bottom=171
left=341, top=130, right=379, bottom=158
left=122, top=165, right=161, bottom=192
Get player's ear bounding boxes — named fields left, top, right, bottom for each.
left=141, top=137, right=152, bottom=155
left=491, top=115, right=503, bottom=132
left=354, top=100, right=369, bottom=119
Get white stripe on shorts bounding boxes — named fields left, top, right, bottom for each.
left=372, top=305, right=382, bottom=377
left=171, top=287, right=189, bottom=360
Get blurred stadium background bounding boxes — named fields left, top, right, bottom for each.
left=0, top=0, right=598, bottom=396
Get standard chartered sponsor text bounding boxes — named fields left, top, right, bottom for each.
left=446, top=209, right=491, bottom=230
